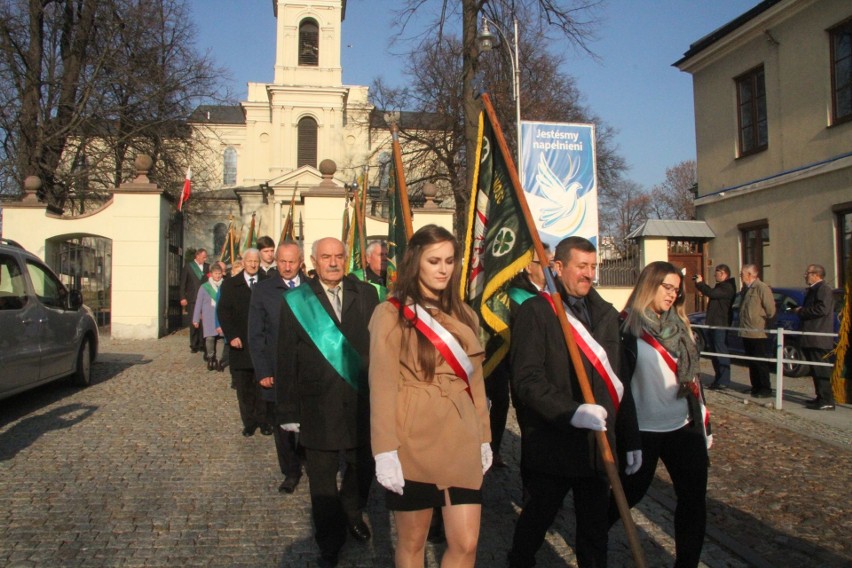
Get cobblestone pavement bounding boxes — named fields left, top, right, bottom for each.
left=0, top=333, right=849, bottom=567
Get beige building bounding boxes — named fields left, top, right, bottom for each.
left=675, top=0, right=852, bottom=288
left=185, top=0, right=443, bottom=260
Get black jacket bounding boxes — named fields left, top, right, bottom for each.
left=510, top=287, right=640, bottom=478
left=179, top=261, right=209, bottom=305
left=799, top=280, right=835, bottom=350
left=217, top=272, right=256, bottom=370
left=696, top=277, right=736, bottom=327
left=276, top=276, right=379, bottom=450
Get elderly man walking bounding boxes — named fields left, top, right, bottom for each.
left=738, top=264, right=776, bottom=398
left=276, top=237, right=379, bottom=567
left=794, top=264, right=836, bottom=410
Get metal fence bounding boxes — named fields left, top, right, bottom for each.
left=692, top=323, right=838, bottom=410
left=597, top=255, right=640, bottom=287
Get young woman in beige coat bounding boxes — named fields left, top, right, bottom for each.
left=369, top=225, right=492, bottom=568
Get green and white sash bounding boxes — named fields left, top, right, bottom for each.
left=189, top=262, right=205, bottom=281
left=284, top=285, right=364, bottom=393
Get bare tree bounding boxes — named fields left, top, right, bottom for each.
left=388, top=0, right=606, bottom=234
left=649, top=159, right=697, bottom=220
left=0, top=0, right=228, bottom=214
left=599, top=177, right=650, bottom=248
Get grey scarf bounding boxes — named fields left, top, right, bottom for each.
left=641, top=308, right=700, bottom=394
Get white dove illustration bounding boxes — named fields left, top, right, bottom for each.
left=534, top=153, right=587, bottom=234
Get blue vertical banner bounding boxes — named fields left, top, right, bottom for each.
left=519, top=121, right=598, bottom=249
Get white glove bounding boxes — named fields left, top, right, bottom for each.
left=375, top=450, right=405, bottom=495
left=481, top=443, right=493, bottom=474
left=624, top=450, right=642, bottom=475
left=570, top=404, right=608, bottom=431
left=280, top=423, right=300, bottom=433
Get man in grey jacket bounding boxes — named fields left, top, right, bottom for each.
left=794, top=264, right=836, bottom=410
left=738, top=264, right=776, bottom=398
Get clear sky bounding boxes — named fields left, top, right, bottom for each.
left=189, top=0, right=758, bottom=189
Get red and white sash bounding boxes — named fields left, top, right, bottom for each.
left=388, top=298, right=475, bottom=400
left=542, top=295, right=624, bottom=411
left=640, top=331, right=712, bottom=445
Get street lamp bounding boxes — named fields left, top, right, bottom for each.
left=477, top=15, right=522, bottom=171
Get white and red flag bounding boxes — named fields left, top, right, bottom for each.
left=178, top=167, right=192, bottom=211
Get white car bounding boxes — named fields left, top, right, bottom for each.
left=0, top=238, right=99, bottom=400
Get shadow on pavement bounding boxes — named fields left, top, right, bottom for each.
left=0, top=402, right=97, bottom=461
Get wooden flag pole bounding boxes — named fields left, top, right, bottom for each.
left=481, top=94, right=647, bottom=568
left=359, top=168, right=369, bottom=268
left=389, top=122, right=414, bottom=240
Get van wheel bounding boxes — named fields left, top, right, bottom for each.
left=71, top=338, right=92, bottom=386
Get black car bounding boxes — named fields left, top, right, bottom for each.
left=0, top=238, right=99, bottom=400
left=688, top=286, right=843, bottom=377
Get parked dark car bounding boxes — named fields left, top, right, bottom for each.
left=688, top=286, right=843, bottom=377
left=0, top=238, right=99, bottom=400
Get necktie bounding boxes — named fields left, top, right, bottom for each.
left=569, top=297, right=590, bottom=329
left=329, top=286, right=342, bottom=321
left=249, top=277, right=256, bottom=289
left=287, top=280, right=295, bottom=288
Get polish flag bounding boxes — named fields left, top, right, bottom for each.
left=178, top=167, right=192, bottom=212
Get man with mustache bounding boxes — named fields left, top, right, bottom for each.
left=508, top=236, right=639, bottom=568
left=276, top=237, right=379, bottom=567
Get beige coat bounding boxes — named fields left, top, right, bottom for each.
left=369, top=301, right=491, bottom=490
left=738, top=278, right=776, bottom=339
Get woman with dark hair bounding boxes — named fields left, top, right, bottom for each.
left=611, top=261, right=710, bottom=568
left=369, top=224, right=491, bottom=567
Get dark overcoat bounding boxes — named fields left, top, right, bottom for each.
left=799, top=280, right=835, bottom=350
left=217, top=273, right=255, bottom=370
left=511, top=287, right=640, bottom=478
left=179, top=261, right=209, bottom=305
left=276, top=275, right=379, bottom=450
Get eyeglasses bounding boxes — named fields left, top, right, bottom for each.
left=804, top=271, right=817, bottom=276
left=660, top=283, right=682, bottom=297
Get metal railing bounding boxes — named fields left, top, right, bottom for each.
left=691, top=324, right=838, bottom=410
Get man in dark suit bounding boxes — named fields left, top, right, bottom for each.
left=507, top=237, right=640, bottom=568
left=695, top=264, right=737, bottom=390
left=217, top=248, right=268, bottom=437
left=277, top=237, right=379, bottom=568
left=795, top=264, right=836, bottom=410
left=248, top=241, right=307, bottom=494
left=179, top=248, right=209, bottom=354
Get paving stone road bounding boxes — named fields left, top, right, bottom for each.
left=0, top=331, right=849, bottom=567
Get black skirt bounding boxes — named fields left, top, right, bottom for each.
left=385, top=479, right=483, bottom=511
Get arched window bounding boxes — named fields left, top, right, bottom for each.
left=297, top=117, right=318, bottom=168
left=299, top=19, right=319, bottom=66
left=223, top=147, right=237, bottom=185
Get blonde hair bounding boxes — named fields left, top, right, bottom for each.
left=623, top=261, right=691, bottom=337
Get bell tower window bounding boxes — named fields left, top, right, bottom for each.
left=297, top=116, right=318, bottom=168
left=299, top=19, right=319, bottom=66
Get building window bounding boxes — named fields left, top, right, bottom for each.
left=297, top=116, right=318, bottom=168
left=834, top=203, right=852, bottom=287
left=735, top=66, right=768, bottom=156
left=299, top=19, right=319, bottom=66
left=223, top=147, right=237, bottom=185
left=739, top=220, right=769, bottom=277
left=830, top=18, right=852, bottom=125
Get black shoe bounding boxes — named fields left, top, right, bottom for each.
left=806, top=397, right=821, bottom=404
left=708, top=383, right=728, bottom=391
left=218, top=361, right=226, bottom=372
left=279, top=475, right=301, bottom=494
left=317, top=553, right=338, bottom=568
left=191, top=348, right=199, bottom=354
left=806, top=402, right=835, bottom=411
left=260, top=424, right=274, bottom=436
left=753, top=391, right=773, bottom=399
left=242, top=425, right=257, bottom=437
left=348, top=519, right=371, bottom=542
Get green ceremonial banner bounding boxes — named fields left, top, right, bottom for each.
left=386, top=157, right=407, bottom=289
left=461, top=104, right=535, bottom=377
left=346, top=185, right=364, bottom=274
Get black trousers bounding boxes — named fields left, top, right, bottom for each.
left=804, top=347, right=835, bottom=404
left=609, top=425, right=708, bottom=568
left=186, top=305, right=204, bottom=351
left=271, top=411, right=302, bottom=478
left=230, top=368, right=266, bottom=429
left=486, top=364, right=511, bottom=455
left=742, top=337, right=772, bottom=393
left=508, top=472, right=610, bottom=568
left=303, top=445, right=374, bottom=557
